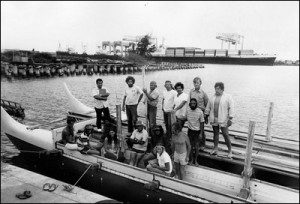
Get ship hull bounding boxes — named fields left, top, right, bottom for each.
left=151, top=56, right=276, bottom=66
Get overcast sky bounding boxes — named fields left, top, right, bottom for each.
left=1, top=1, right=299, bottom=60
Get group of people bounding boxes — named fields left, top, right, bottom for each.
left=60, top=75, right=234, bottom=180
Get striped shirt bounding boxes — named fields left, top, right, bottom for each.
left=186, top=107, right=205, bottom=131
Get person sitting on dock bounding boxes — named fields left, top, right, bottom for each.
left=162, top=80, right=177, bottom=150
left=77, top=125, right=101, bottom=155
left=204, top=82, right=234, bottom=158
left=142, top=81, right=160, bottom=130
left=100, top=120, right=118, bottom=145
left=172, top=82, right=188, bottom=128
left=146, top=144, right=173, bottom=177
left=171, top=122, right=191, bottom=180
left=101, top=130, right=125, bottom=162
left=127, top=120, right=148, bottom=167
left=92, top=78, right=111, bottom=132
left=188, top=77, right=208, bottom=151
left=60, top=116, right=77, bottom=149
left=122, top=76, right=143, bottom=137
left=143, top=125, right=166, bottom=167
left=186, top=98, right=205, bottom=166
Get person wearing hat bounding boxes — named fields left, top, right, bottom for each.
left=146, top=144, right=173, bottom=176
left=127, top=120, right=148, bottom=166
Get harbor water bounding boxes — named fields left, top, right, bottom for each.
left=1, top=64, right=299, bottom=161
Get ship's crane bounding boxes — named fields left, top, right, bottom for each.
left=216, top=33, right=244, bottom=50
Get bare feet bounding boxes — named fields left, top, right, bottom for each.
left=227, top=151, right=233, bottom=159
left=210, top=149, right=218, bottom=155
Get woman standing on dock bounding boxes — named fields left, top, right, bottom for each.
left=172, top=82, right=188, bottom=128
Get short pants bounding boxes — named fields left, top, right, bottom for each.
left=174, top=151, right=188, bottom=165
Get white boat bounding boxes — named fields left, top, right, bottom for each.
left=1, top=106, right=298, bottom=203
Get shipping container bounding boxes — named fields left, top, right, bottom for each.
left=239, top=50, right=254, bottom=55
left=227, top=50, right=239, bottom=55
left=204, top=49, right=215, bottom=56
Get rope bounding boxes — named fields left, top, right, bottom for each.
left=63, top=163, right=93, bottom=193
left=73, top=163, right=93, bottom=186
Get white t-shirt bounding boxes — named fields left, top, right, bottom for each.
left=157, top=151, right=173, bottom=174
left=130, top=129, right=148, bottom=152
left=162, top=89, right=177, bottom=112
left=92, top=86, right=110, bottom=109
left=125, top=85, right=143, bottom=105
left=174, top=92, right=188, bottom=119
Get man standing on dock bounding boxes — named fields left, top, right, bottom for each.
left=122, top=76, right=143, bottom=136
left=188, top=77, right=208, bottom=151
left=205, top=82, right=234, bottom=158
left=142, top=81, right=159, bottom=130
left=92, top=78, right=111, bottom=132
left=162, top=80, right=177, bottom=150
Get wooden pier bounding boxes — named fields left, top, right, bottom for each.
left=1, top=162, right=119, bottom=203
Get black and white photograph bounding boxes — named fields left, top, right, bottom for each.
left=1, top=1, right=299, bottom=203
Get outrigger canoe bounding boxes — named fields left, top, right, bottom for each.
left=63, top=82, right=299, bottom=189
left=1, top=106, right=299, bottom=203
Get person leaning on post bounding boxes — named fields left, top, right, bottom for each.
left=142, top=81, right=159, bottom=130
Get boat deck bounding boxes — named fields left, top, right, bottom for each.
left=1, top=162, right=117, bottom=203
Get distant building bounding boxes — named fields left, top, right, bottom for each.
left=284, top=60, right=293, bottom=65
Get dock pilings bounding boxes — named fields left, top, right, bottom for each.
left=238, top=120, right=256, bottom=199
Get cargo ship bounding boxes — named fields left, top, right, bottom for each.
left=151, top=48, right=276, bottom=66
left=151, top=33, right=276, bottom=66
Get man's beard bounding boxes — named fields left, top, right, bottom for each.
left=190, top=106, right=197, bottom=110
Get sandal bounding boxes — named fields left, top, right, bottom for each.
left=62, top=184, right=74, bottom=192
left=23, top=190, right=32, bottom=198
left=15, top=190, right=32, bottom=199
left=43, top=183, right=51, bottom=191
left=227, top=152, right=233, bottom=159
left=48, top=184, right=58, bottom=192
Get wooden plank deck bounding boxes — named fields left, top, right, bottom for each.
left=1, top=162, right=118, bottom=203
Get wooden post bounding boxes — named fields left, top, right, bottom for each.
left=142, top=65, right=149, bottom=132
left=116, top=104, right=124, bottom=152
left=266, top=102, right=274, bottom=141
left=238, top=120, right=255, bottom=199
